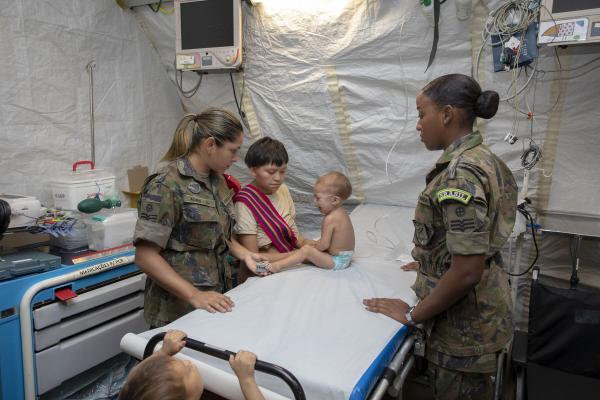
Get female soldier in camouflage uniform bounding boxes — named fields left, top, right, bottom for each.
left=134, top=108, right=261, bottom=328
left=364, top=74, right=517, bottom=399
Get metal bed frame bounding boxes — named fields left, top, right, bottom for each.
left=143, top=331, right=417, bottom=400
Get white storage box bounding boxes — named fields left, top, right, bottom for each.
left=0, top=194, right=44, bottom=228
left=50, top=161, right=116, bottom=211
left=86, top=208, right=137, bottom=251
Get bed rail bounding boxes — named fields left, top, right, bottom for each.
left=144, top=332, right=306, bottom=400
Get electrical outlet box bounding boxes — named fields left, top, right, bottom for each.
left=492, top=22, right=539, bottom=72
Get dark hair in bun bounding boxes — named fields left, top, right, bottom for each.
left=421, top=74, right=499, bottom=124
left=474, top=90, right=500, bottom=119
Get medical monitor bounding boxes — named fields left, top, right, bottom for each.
left=175, top=0, right=242, bottom=71
left=539, top=0, right=600, bottom=45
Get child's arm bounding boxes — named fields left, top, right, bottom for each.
left=157, top=330, right=187, bottom=357
left=315, top=215, right=335, bottom=252
left=229, top=351, right=265, bottom=400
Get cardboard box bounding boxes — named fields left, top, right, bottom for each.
left=123, top=165, right=148, bottom=209
left=127, top=165, right=149, bottom=192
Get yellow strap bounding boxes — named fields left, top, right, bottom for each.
left=324, top=65, right=365, bottom=202
left=238, top=73, right=263, bottom=141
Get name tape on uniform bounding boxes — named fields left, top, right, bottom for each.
left=436, top=188, right=472, bottom=205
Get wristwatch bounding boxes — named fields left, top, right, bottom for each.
left=405, top=305, right=416, bottom=327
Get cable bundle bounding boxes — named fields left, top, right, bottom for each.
left=484, top=0, right=539, bottom=44
left=508, top=200, right=539, bottom=277
left=521, top=140, right=542, bottom=170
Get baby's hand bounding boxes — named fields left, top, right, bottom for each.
left=255, top=261, right=271, bottom=275
left=266, top=261, right=280, bottom=274
left=161, top=329, right=187, bottom=356
left=229, top=350, right=258, bottom=381
left=244, top=254, right=269, bottom=276
left=302, top=239, right=318, bottom=247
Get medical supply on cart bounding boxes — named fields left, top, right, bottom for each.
left=77, top=198, right=122, bottom=214
left=86, top=208, right=137, bottom=251
left=0, top=194, right=45, bottom=229
left=49, top=218, right=88, bottom=248
left=50, top=161, right=116, bottom=211
left=0, top=251, right=61, bottom=281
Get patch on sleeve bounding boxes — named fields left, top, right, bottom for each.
left=436, top=188, right=473, bottom=205
left=139, top=201, right=160, bottom=223
left=449, top=218, right=476, bottom=232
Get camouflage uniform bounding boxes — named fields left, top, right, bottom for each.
left=411, top=132, right=517, bottom=399
left=134, top=157, right=236, bottom=328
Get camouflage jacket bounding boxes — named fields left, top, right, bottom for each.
left=411, top=131, right=517, bottom=358
left=134, top=157, right=236, bottom=327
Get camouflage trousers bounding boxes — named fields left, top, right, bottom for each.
left=427, top=351, right=498, bottom=400
left=428, top=362, right=496, bottom=400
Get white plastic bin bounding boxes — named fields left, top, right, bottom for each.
left=50, top=161, right=116, bottom=211
left=86, top=209, right=138, bottom=251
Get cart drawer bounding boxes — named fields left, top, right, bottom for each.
left=33, top=274, right=145, bottom=329
left=35, top=309, right=147, bottom=395
left=34, top=292, right=144, bottom=351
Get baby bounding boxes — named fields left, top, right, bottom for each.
left=262, top=171, right=355, bottom=272
left=119, top=330, right=265, bottom=400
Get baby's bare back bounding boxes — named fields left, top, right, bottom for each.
left=326, top=207, right=355, bottom=256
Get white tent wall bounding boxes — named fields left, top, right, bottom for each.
left=2, top=0, right=599, bottom=216
left=0, top=0, right=183, bottom=205
left=132, top=0, right=600, bottom=214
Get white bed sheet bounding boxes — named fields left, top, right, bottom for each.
left=123, top=204, right=418, bottom=399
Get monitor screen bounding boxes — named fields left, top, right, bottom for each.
left=552, top=0, right=598, bottom=14
left=180, top=0, right=234, bottom=50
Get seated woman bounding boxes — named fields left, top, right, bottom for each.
left=234, top=137, right=314, bottom=280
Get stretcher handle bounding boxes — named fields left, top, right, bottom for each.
left=144, top=332, right=306, bottom=400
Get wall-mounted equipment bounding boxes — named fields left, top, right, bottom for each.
left=175, top=0, right=243, bottom=71
left=539, top=0, right=600, bottom=45
left=492, top=23, right=539, bottom=72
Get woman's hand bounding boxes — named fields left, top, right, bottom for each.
left=363, top=298, right=410, bottom=324
left=401, top=261, right=419, bottom=271
left=189, top=291, right=235, bottom=313
left=159, top=329, right=187, bottom=356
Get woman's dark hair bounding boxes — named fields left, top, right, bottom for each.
left=421, top=74, right=499, bottom=124
left=163, top=108, right=243, bottom=161
left=119, top=355, right=187, bottom=400
left=244, top=137, right=289, bottom=168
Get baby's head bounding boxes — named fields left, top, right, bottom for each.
left=119, top=354, right=203, bottom=400
left=245, top=136, right=289, bottom=195
left=314, top=171, right=352, bottom=215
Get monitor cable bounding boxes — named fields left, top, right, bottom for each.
left=507, top=200, right=539, bottom=277
left=230, top=70, right=250, bottom=131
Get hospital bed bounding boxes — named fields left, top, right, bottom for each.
left=121, top=204, right=418, bottom=399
